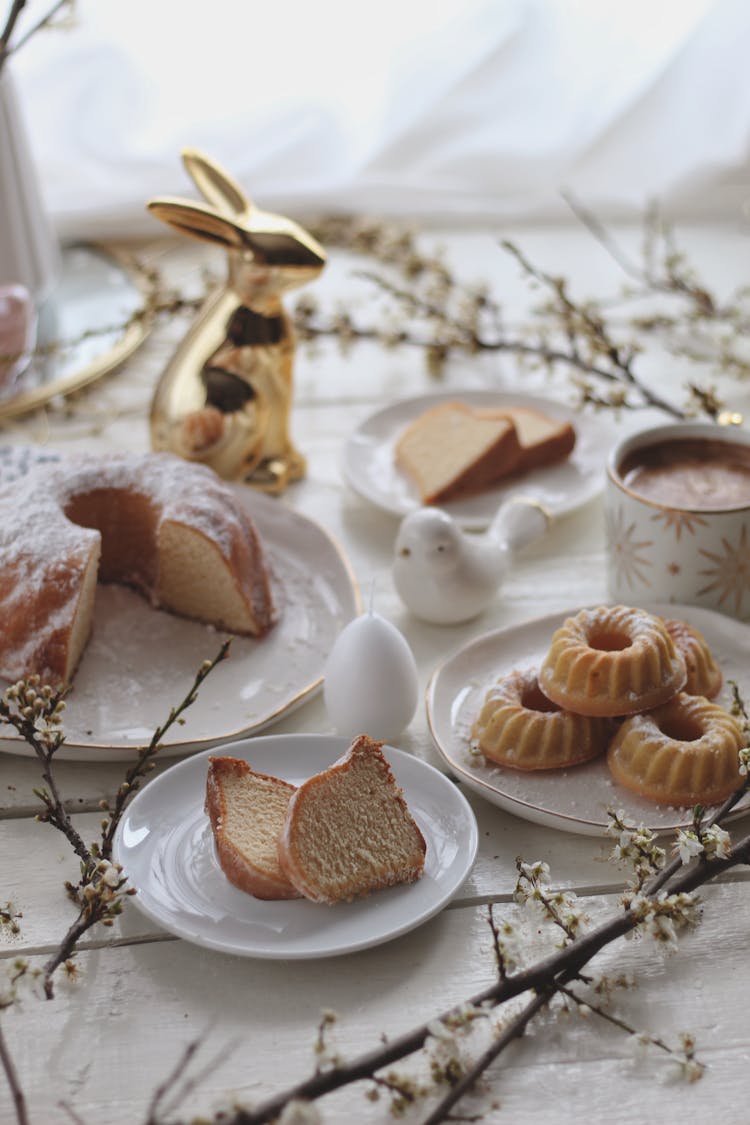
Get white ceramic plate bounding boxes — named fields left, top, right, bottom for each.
left=426, top=603, right=750, bottom=836
left=113, top=734, right=479, bottom=959
left=0, top=492, right=360, bottom=761
left=343, top=390, right=618, bottom=530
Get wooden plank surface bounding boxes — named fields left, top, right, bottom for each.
left=2, top=222, right=750, bottom=1124
left=3, top=883, right=750, bottom=1124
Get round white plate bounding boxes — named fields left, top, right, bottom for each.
left=0, top=492, right=360, bottom=761
left=343, top=390, right=618, bottom=530
left=113, top=734, right=479, bottom=959
left=426, top=602, right=750, bottom=836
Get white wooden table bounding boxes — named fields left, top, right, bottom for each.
left=2, top=221, right=750, bottom=1124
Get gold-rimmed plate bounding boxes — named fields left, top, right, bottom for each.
left=0, top=490, right=360, bottom=761
left=0, top=243, right=155, bottom=421
left=426, top=602, right=750, bottom=836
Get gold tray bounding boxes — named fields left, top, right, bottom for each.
left=0, top=242, right=155, bottom=421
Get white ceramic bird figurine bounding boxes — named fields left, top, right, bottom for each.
left=392, top=496, right=549, bottom=624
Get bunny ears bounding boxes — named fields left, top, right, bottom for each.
left=147, top=149, right=326, bottom=269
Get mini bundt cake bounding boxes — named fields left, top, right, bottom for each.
left=205, top=757, right=300, bottom=900
left=538, top=605, right=686, bottom=717
left=278, top=735, right=426, bottom=904
left=607, top=692, right=745, bottom=806
left=662, top=617, right=723, bottom=699
left=0, top=449, right=276, bottom=685
left=471, top=668, right=612, bottom=771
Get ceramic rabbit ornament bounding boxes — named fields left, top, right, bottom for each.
left=147, top=149, right=326, bottom=492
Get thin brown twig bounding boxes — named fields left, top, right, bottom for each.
left=0, top=688, right=91, bottom=868
left=145, top=1039, right=202, bottom=1125
left=421, top=988, right=551, bottom=1125
left=499, top=241, right=685, bottom=419
left=555, top=981, right=684, bottom=1062
left=0, top=1020, right=29, bottom=1125
left=6, top=0, right=69, bottom=57
left=356, top=263, right=687, bottom=419
left=38, top=642, right=232, bottom=996
left=0, top=0, right=25, bottom=54
left=99, top=639, right=231, bottom=860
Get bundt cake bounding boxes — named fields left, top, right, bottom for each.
left=662, top=617, right=723, bottom=699
left=0, top=448, right=276, bottom=685
left=278, top=735, right=426, bottom=904
left=205, top=756, right=300, bottom=900
left=607, top=692, right=745, bottom=806
left=538, top=605, right=686, bottom=717
left=471, top=668, right=612, bottom=771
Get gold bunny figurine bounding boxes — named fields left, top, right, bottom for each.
left=147, top=149, right=326, bottom=491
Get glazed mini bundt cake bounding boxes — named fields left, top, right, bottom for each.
left=662, top=617, right=723, bottom=699
left=0, top=449, right=276, bottom=685
left=538, top=605, right=686, bottom=718
left=607, top=692, right=745, bottom=807
left=471, top=668, right=612, bottom=771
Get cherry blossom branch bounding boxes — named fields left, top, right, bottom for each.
left=0, top=643, right=231, bottom=999
left=421, top=987, right=551, bottom=1125
left=99, top=640, right=231, bottom=860
left=40, top=643, right=231, bottom=996
left=178, top=805, right=750, bottom=1125
left=0, top=681, right=89, bottom=866
left=0, top=1021, right=29, bottom=1125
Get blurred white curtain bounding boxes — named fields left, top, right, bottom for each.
left=9, top=0, right=750, bottom=238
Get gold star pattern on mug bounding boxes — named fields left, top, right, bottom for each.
left=650, top=508, right=709, bottom=541
left=606, top=506, right=653, bottom=589
left=698, top=524, right=750, bottom=615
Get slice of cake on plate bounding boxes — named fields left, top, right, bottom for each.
left=278, top=734, right=426, bottom=904
left=205, top=756, right=300, bottom=900
left=394, top=401, right=522, bottom=504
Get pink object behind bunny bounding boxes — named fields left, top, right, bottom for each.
left=0, top=283, right=34, bottom=389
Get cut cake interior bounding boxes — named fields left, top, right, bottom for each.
left=205, top=756, right=300, bottom=900
left=277, top=734, right=426, bottom=904
left=394, top=401, right=522, bottom=503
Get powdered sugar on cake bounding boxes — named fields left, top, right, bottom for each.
left=0, top=448, right=276, bottom=684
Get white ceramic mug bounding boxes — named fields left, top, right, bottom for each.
left=605, top=422, right=750, bottom=620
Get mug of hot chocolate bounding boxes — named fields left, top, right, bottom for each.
left=606, top=422, right=750, bottom=620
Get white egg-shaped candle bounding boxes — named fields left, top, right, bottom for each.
left=323, top=612, right=419, bottom=741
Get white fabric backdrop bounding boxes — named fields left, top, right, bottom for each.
left=9, top=0, right=750, bottom=239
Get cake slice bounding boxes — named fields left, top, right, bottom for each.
left=278, top=735, right=427, bottom=904
left=478, top=405, right=576, bottom=473
left=205, top=756, right=300, bottom=900
left=394, top=401, right=522, bottom=504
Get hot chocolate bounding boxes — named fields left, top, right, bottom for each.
left=619, top=437, right=750, bottom=511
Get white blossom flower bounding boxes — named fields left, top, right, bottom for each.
left=628, top=1031, right=652, bottom=1058
left=96, top=861, right=122, bottom=889
left=681, top=1058, right=704, bottom=1083
left=426, top=1019, right=455, bottom=1044
left=624, top=892, right=650, bottom=920
left=738, top=747, right=750, bottom=777
left=277, top=1100, right=322, bottom=1124
left=703, top=824, right=731, bottom=860
left=674, top=830, right=704, bottom=865
left=648, top=913, right=678, bottom=950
